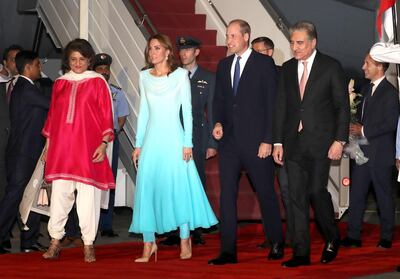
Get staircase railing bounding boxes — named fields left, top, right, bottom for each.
left=207, top=0, right=228, bottom=27
left=122, top=0, right=157, bottom=39
left=258, top=0, right=290, bottom=40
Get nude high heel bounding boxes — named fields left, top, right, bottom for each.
left=135, top=242, right=158, bottom=263
left=42, top=239, right=61, bottom=260
left=180, top=238, right=192, bottom=260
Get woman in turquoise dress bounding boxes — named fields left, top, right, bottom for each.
left=130, top=34, right=218, bottom=262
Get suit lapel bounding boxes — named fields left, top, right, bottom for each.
left=364, top=79, right=385, bottom=120
left=225, top=55, right=235, bottom=95
left=301, top=51, right=321, bottom=102
left=191, top=66, right=202, bottom=81
left=288, top=59, right=302, bottom=104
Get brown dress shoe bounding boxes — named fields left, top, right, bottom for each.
left=84, top=245, right=96, bottom=263
left=43, top=239, right=61, bottom=260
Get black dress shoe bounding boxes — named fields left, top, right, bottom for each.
left=397, top=266, right=400, bottom=272
left=282, top=256, right=311, bottom=268
left=20, top=242, right=47, bottom=253
left=256, top=240, right=271, bottom=249
left=2, top=240, right=11, bottom=250
left=208, top=252, right=238, bottom=265
left=268, top=243, right=284, bottom=260
left=377, top=239, right=392, bottom=249
left=193, top=235, right=205, bottom=245
left=0, top=246, right=10, bottom=254
left=159, top=235, right=180, bottom=246
left=321, top=239, right=340, bottom=264
left=341, top=237, right=362, bottom=248
left=101, top=230, right=119, bottom=237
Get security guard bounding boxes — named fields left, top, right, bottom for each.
left=94, top=53, right=130, bottom=237
left=160, top=36, right=217, bottom=246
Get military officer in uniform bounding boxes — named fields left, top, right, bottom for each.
left=160, top=36, right=217, bottom=246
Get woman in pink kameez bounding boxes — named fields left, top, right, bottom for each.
left=42, top=39, right=114, bottom=263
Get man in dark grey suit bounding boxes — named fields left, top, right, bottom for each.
left=273, top=21, right=349, bottom=267
left=342, top=54, right=399, bottom=249
left=209, top=19, right=283, bottom=265
left=160, top=36, right=217, bottom=246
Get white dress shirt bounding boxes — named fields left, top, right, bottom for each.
left=230, top=47, right=252, bottom=87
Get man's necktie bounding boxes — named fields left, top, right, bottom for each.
left=188, top=70, right=191, bottom=79
left=299, top=61, right=308, bottom=100
left=233, top=56, right=241, bottom=96
left=361, top=83, right=374, bottom=122
left=298, top=61, right=308, bottom=131
left=6, top=78, right=14, bottom=104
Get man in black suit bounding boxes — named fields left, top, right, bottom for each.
left=273, top=21, right=349, bottom=267
left=0, top=51, right=49, bottom=253
left=208, top=19, right=284, bottom=265
left=0, top=45, right=23, bottom=253
left=0, top=45, right=23, bottom=202
left=342, top=54, right=399, bottom=249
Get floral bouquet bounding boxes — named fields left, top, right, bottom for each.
left=344, top=79, right=369, bottom=165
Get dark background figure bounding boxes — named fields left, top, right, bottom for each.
left=342, top=54, right=399, bottom=249
left=209, top=19, right=284, bottom=265
left=160, top=36, right=217, bottom=246
left=0, top=50, right=50, bottom=254
left=251, top=36, right=292, bottom=250
left=95, top=53, right=130, bottom=237
left=0, top=45, right=22, bottom=210
left=273, top=21, right=350, bottom=267
left=0, top=45, right=22, bottom=252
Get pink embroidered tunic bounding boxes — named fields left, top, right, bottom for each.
left=42, top=71, right=115, bottom=190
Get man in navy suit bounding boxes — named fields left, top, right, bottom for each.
left=273, top=21, right=349, bottom=267
left=208, top=19, right=284, bottom=265
left=0, top=51, right=49, bottom=253
left=342, top=54, right=399, bottom=249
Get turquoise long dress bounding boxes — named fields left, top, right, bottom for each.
left=129, top=68, right=218, bottom=235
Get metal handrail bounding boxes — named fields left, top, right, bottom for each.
left=207, top=0, right=228, bottom=27
left=258, top=0, right=290, bottom=40
left=122, top=0, right=157, bottom=39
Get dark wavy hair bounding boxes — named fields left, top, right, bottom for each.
left=61, top=38, right=95, bottom=73
left=144, top=34, right=178, bottom=74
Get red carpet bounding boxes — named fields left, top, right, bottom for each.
left=131, top=0, right=227, bottom=72
left=1, top=223, right=399, bottom=278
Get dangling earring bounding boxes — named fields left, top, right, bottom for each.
left=165, top=56, right=168, bottom=61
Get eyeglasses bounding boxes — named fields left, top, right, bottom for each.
left=253, top=48, right=272, bottom=54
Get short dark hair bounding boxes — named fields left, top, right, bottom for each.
left=382, top=63, right=390, bottom=72
left=289, top=21, right=318, bottom=41
left=61, top=38, right=95, bottom=73
left=3, top=44, right=23, bottom=61
left=251, top=37, right=274, bottom=50
left=15, top=50, right=39, bottom=75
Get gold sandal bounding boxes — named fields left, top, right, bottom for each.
left=42, top=239, right=61, bottom=260
left=84, top=245, right=96, bottom=263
